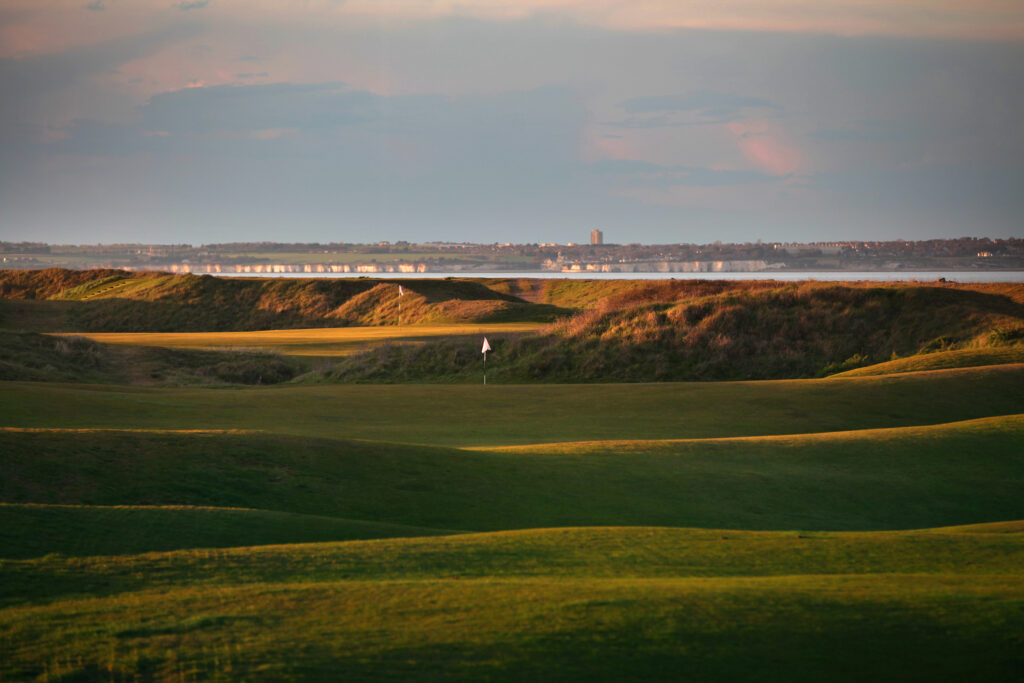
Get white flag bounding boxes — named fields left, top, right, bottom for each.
left=481, top=337, right=491, bottom=353
left=398, top=285, right=404, bottom=296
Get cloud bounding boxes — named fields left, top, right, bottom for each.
left=11, top=82, right=602, bottom=241
left=0, top=21, right=199, bottom=130
left=623, top=92, right=777, bottom=115
left=174, top=1, right=210, bottom=10
left=2, top=6, right=1022, bottom=243
left=590, top=158, right=779, bottom=187
left=138, top=82, right=382, bottom=134
left=608, top=91, right=780, bottom=129
left=84, top=1, right=107, bottom=11
left=334, top=0, right=1024, bottom=40
left=729, top=122, right=802, bottom=176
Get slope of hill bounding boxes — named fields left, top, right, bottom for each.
left=0, top=330, right=304, bottom=384
left=829, top=345, right=1024, bottom=377
left=2, top=526, right=1023, bottom=682
left=0, top=269, right=567, bottom=332
left=323, top=283, right=1024, bottom=381
left=6, top=524, right=1024, bottom=596
left=0, top=504, right=456, bottom=559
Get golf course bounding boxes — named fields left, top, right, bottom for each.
left=1, top=269, right=1023, bottom=681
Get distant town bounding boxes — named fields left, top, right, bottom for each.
left=2, top=236, right=1022, bottom=274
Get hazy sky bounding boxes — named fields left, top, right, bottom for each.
left=1, top=1, right=1022, bottom=245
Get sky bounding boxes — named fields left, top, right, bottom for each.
left=1, top=1, right=1022, bottom=245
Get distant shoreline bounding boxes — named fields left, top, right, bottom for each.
left=211, top=270, right=1024, bottom=282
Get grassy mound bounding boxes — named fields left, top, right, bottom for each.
left=830, top=345, right=1024, bottom=377
left=0, top=330, right=305, bottom=384
left=0, top=504, right=456, bottom=559
left=5, top=524, right=1024, bottom=598
left=324, top=283, right=1024, bottom=382
left=3, top=415, right=1022, bottom=533
left=2, top=526, right=1023, bottom=682
left=0, top=269, right=567, bottom=332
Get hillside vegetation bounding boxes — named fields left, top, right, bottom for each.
left=3, top=270, right=1022, bottom=383
left=322, top=283, right=1024, bottom=381
left=0, top=330, right=304, bottom=384
left=0, top=269, right=567, bottom=332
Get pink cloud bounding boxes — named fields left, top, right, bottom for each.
left=728, top=122, right=802, bottom=176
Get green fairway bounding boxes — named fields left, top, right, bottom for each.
left=2, top=364, right=1023, bottom=445
left=0, top=504, right=457, bottom=559
left=2, top=415, right=1022, bottom=535
left=2, top=324, right=1023, bottom=679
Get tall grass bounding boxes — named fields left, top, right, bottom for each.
left=325, top=283, right=1024, bottom=382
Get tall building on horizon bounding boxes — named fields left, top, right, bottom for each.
left=590, top=229, right=604, bottom=245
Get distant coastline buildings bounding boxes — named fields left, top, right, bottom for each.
left=167, top=263, right=430, bottom=274
left=14, top=237, right=1017, bottom=274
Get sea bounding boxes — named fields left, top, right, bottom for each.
left=215, top=270, right=1024, bottom=283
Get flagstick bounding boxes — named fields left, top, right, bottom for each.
left=481, top=337, right=491, bottom=385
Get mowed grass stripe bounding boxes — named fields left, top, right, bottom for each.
left=3, top=363, right=1023, bottom=446
left=59, top=323, right=545, bottom=357
left=3, top=575, right=1023, bottom=682
left=0, top=504, right=459, bottom=559
left=3, top=414, right=1022, bottom=534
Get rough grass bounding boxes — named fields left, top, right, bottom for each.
left=1, top=529, right=1023, bottom=682
left=325, top=283, right=1024, bottom=382
left=0, top=330, right=306, bottom=385
left=0, top=269, right=568, bottom=332
left=7, top=272, right=1022, bottom=385
left=2, top=415, right=1022, bottom=534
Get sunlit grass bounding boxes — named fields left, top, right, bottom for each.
left=57, top=323, right=545, bottom=357
left=2, top=539, right=1023, bottom=682
left=830, top=346, right=1024, bottom=377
